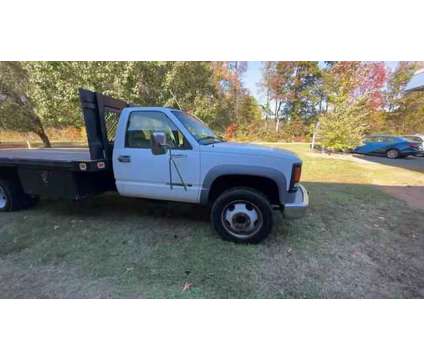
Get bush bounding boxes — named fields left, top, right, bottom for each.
left=232, top=120, right=311, bottom=143
left=319, top=104, right=368, bottom=151
left=280, top=120, right=312, bottom=142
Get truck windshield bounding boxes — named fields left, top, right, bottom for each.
left=172, top=111, right=223, bottom=144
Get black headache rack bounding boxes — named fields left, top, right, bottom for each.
left=79, top=88, right=129, bottom=162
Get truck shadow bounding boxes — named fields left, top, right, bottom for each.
left=40, top=181, right=424, bottom=227
left=44, top=193, right=211, bottom=223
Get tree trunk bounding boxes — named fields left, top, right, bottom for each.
left=274, top=100, right=282, bottom=132
left=34, top=128, right=51, bottom=147
left=31, top=115, right=51, bottom=147
left=311, top=121, right=320, bottom=151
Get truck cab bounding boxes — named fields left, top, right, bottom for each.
left=111, top=102, right=308, bottom=243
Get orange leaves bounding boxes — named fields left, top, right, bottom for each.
left=225, top=123, right=238, bottom=140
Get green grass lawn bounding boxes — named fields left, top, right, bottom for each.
left=1, top=144, right=423, bottom=298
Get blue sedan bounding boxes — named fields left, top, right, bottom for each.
left=353, top=135, right=420, bottom=159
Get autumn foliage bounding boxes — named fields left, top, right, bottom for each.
left=224, top=123, right=238, bottom=140
left=1, top=61, right=423, bottom=149
left=260, top=61, right=424, bottom=150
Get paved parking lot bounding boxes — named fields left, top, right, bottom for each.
left=353, top=154, right=424, bottom=173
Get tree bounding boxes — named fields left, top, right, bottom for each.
left=226, top=61, right=248, bottom=123
left=0, top=62, right=51, bottom=146
left=317, top=61, right=388, bottom=150
left=162, top=61, right=234, bottom=133
left=210, top=61, right=249, bottom=127
left=322, top=61, right=386, bottom=109
left=319, top=102, right=369, bottom=151
left=0, top=61, right=266, bottom=144
left=356, top=62, right=387, bottom=110
left=384, top=62, right=424, bottom=133
left=1, top=61, right=176, bottom=145
left=261, top=61, right=321, bottom=131
left=22, top=61, right=83, bottom=129
left=238, top=94, right=262, bottom=124
left=164, top=62, right=217, bottom=111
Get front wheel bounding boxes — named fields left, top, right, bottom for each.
left=211, top=187, right=273, bottom=244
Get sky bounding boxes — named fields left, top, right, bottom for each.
left=242, top=61, right=400, bottom=105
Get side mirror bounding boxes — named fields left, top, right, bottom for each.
left=151, top=131, right=168, bottom=155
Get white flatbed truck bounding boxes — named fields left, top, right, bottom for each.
left=0, top=89, right=308, bottom=243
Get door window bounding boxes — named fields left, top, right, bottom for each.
left=363, top=137, right=375, bottom=144
left=374, top=137, right=386, bottom=143
left=125, top=111, right=190, bottom=149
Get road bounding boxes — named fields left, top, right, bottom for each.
left=353, top=154, right=424, bottom=173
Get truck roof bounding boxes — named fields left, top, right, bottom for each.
left=124, top=106, right=181, bottom=112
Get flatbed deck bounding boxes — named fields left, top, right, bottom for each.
left=0, top=148, right=91, bottom=161
left=0, top=148, right=107, bottom=171
left=0, top=89, right=124, bottom=200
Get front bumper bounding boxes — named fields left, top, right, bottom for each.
left=283, top=184, right=309, bottom=219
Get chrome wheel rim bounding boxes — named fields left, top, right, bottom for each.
left=387, top=150, right=398, bottom=159
left=221, top=200, right=263, bottom=239
left=0, top=185, right=7, bottom=209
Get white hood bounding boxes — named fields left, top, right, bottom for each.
left=200, top=141, right=301, bottom=162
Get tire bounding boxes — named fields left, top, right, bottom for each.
left=386, top=149, right=400, bottom=159
left=0, top=178, right=38, bottom=212
left=211, top=187, right=273, bottom=244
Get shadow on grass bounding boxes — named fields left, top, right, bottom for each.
left=45, top=193, right=211, bottom=223
left=0, top=182, right=423, bottom=298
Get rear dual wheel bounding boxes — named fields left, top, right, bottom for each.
left=0, top=178, right=39, bottom=212
left=211, top=187, right=273, bottom=244
left=0, top=183, right=8, bottom=210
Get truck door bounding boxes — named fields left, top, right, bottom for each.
left=113, top=110, right=201, bottom=203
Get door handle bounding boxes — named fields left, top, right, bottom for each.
left=171, top=154, right=187, bottom=159
left=118, top=155, right=131, bottom=163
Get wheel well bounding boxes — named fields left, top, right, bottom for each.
left=0, top=166, right=20, bottom=182
left=208, top=175, right=280, bottom=205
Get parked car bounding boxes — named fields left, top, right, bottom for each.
left=0, top=89, right=309, bottom=244
left=403, top=135, right=424, bottom=156
left=353, top=135, right=420, bottom=159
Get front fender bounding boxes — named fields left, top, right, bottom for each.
left=200, top=164, right=291, bottom=205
